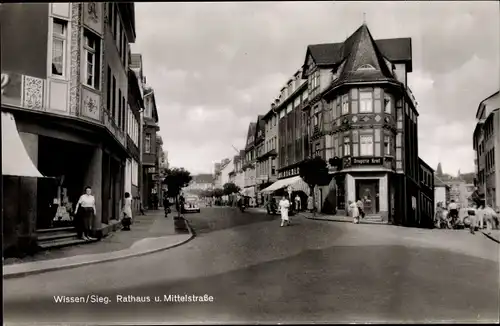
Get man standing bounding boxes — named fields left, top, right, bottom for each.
left=294, top=195, right=301, bottom=212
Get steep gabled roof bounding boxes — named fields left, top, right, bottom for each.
left=255, top=115, right=265, bottom=137
left=303, top=26, right=412, bottom=78
left=245, top=122, right=257, bottom=150
left=332, top=24, right=396, bottom=86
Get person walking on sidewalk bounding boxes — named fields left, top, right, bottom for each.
left=295, top=195, right=302, bottom=212
left=483, top=204, right=498, bottom=235
left=279, top=195, right=291, bottom=227
left=121, top=192, right=133, bottom=231
left=75, top=186, right=96, bottom=240
left=468, top=203, right=478, bottom=234
left=476, top=205, right=485, bottom=230
left=357, top=198, right=365, bottom=219
left=348, top=200, right=360, bottom=224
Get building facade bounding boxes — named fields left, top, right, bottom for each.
left=303, top=23, right=433, bottom=227
left=141, top=85, right=160, bottom=208
left=242, top=122, right=257, bottom=206
left=473, top=91, right=499, bottom=209
left=1, top=2, right=139, bottom=255
left=254, top=115, right=268, bottom=205
left=125, top=67, right=142, bottom=215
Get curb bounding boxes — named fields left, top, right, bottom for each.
left=302, top=214, right=388, bottom=225
left=481, top=231, right=500, bottom=244
left=3, top=219, right=196, bottom=279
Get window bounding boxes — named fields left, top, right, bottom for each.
left=52, top=19, right=67, bottom=76
left=118, top=89, right=122, bottom=125
left=384, top=135, right=392, bottom=155
left=342, top=94, right=349, bottom=115
left=122, top=97, right=126, bottom=130
left=343, top=136, right=351, bottom=156
left=106, top=66, right=111, bottom=110
left=384, top=94, right=392, bottom=114
left=357, top=64, right=376, bottom=70
left=145, top=134, right=151, bottom=153
left=113, top=4, right=118, bottom=40
left=359, top=91, right=373, bottom=113
left=360, top=135, right=374, bottom=156
left=112, top=76, right=116, bottom=118
left=83, top=29, right=101, bottom=89
left=131, top=159, right=139, bottom=186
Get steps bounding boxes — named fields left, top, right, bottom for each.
left=36, top=227, right=98, bottom=250
left=362, top=215, right=385, bottom=224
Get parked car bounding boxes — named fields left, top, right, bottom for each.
left=182, top=197, right=201, bottom=213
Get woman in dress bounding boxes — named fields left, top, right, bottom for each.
left=122, top=192, right=133, bottom=230
left=348, top=200, right=360, bottom=224
left=279, top=195, right=291, bottom=227
left=74, top=186, right=96, bottom=240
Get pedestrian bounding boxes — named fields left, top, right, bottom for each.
left=74, top=186, right=96, bottom=240
left=307, top=195, right=314, bottom=213
left=476, top=205, right=485, bottom=230
left=121, top=192, right=133, bottom=231
left=348, top=200, right=360, bottom=224
left=448, top=200, right=459, bottom=226
left=163, top=195, right=171, bottom=217
left=295, top=195, right=301, bottom=212
left=483, top=204, right=497, bottom=235
left=357, top=198, right=365, bottom=219
left=279, top=195, right=291, bottom=227
left=468, top=203, right=477, bottom=234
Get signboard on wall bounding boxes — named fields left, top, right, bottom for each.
left=351, top=157, right=383, bottom=166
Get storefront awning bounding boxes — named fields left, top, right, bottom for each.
left=260, top=175, right=310, bottom=194
left=2, top=112, right=44, bottom=177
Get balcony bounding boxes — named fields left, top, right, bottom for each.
left=1, top=72, right=127, bottom=150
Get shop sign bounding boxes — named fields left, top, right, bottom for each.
left=1, top=72, right=22, bottom=107
left=351, top=157, right=383, bottom=166
left=148, top=167, right=156, bottom=173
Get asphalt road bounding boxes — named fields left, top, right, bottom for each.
left=3, top=207, right=499, bottom=324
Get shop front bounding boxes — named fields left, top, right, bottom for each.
left=345, top=171, right=390, bottom=222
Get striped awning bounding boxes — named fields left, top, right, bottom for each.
left=2, top=112, right=44, bottom=178
left=260, top=176, right=310, bottom=194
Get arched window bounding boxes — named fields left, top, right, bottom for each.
left=357, top=64, right=376, bottom=70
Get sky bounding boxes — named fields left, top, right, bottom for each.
left=132, top=1, right=500, bottom=176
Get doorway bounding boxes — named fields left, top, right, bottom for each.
left=356, top=179, right=380, bottom=215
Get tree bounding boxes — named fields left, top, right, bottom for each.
left=223, top=182, right=240, bottom=196
left=299, top=156, right=329, bottom=216
left=163, top=167, right=192, bottom=218
left=212, top=188, right=224, bottom=198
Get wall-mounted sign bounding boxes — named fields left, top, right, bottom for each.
left=351, top=157, right=383, bottom=166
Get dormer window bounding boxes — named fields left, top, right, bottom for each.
left=357, top=64, right=376, bottom=70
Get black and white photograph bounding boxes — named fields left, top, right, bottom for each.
left=1, top=1, right=499, bottom=324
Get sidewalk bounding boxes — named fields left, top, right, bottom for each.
left=300, top=211, right=386, bottom=224
left=3, top=210, right=194, bottom=279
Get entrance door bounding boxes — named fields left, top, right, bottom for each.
left=356, top=180, right=379, bottom=215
